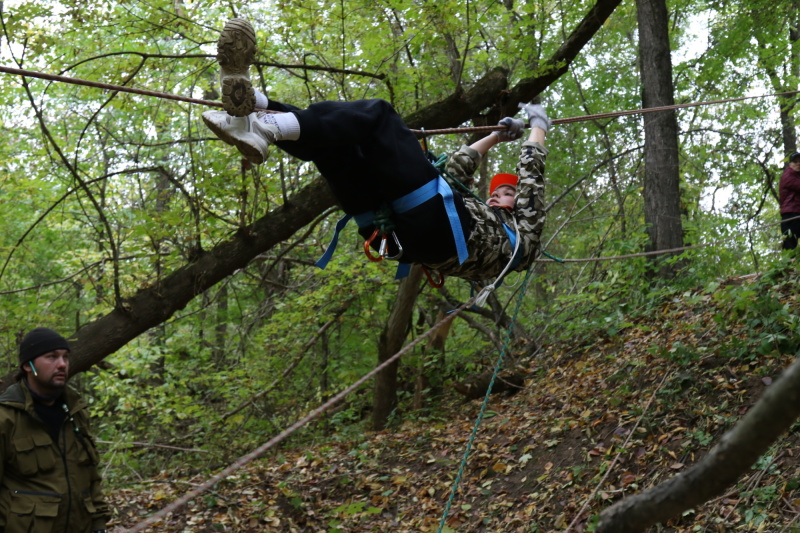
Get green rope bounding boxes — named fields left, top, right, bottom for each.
left=426, top=146, right=544, bottom=531
left=435, top=265, right=536, bottom=533
left=428, top=151, right=484, bottom=203
left=372, top=202, right=396, bottom=233
left=542, top=250, right=564, bottom=262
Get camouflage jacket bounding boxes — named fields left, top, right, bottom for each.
left=423, top=140, right=548, bottom=282
left=0, top=380, right=109, bottom=533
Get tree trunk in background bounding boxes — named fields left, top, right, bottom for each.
left=413, top=303, right=453, bottom=411
left=753, top=3, right=799, bottom=203
left=373, top=265, right=423, bottom=430
left=771, top=8, right=800, bottom=157
left=637, top=0, right=684, bottom=278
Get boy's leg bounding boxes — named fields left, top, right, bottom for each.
left=209, top=18, right=436, bottom=201
left=274, top=99, right=439, bottom=207
left=205, top=96, right=470, bottom=263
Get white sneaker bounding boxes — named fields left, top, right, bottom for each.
left=202, top=110, right=278, bottom=164
left=217, top=19, right=257, bottom=117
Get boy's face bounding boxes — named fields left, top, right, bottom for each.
left=488, top=185, right=516, bottom=209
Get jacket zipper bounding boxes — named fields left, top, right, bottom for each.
left=13, top=489, right=61, bottom=498
left=60, top=403, right=71, bottom=533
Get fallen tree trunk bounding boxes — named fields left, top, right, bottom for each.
left=595, top=353, right=800, bottom=533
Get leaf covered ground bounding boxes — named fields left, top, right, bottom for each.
left=109, top=265, right=800, bottom=532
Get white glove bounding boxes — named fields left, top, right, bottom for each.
left=518, top=103, right=551, bottom=132
left=492, top=117, right=524, bottom=141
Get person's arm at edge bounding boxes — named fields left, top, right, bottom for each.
left=468, top=133, right=502, bottom=156
left=527, top=126, right=545, bottom=146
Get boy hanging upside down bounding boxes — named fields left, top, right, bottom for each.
left=202, top=19, right=550, bottom=283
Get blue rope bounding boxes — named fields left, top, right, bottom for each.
left=435, top=266, right=535, bottom=533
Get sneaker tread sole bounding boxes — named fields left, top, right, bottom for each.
left=218, top=19, right=257, bottom=117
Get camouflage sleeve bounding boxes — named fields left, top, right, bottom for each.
left=445, top=144, right=482, bottom=187
left=513, top=140, right=548, bottom=263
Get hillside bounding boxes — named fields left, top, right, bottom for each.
left=109, top=263, right=800, bottom=533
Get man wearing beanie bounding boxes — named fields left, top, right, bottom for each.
left=0, top=327, right=109, bottom=532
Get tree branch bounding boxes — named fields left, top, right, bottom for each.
left=595, top=354, right=800, bottom=533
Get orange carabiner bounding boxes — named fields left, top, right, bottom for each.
left=422, top=266, right=445, bottom=288
left=364, top=229, right=383, bottom=262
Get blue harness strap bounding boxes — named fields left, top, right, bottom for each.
left=316, top=176, right=469, bottom=273
left=315, top=213, right=353, bottom=270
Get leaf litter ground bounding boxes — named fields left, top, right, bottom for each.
left=109, top=266, right=800, bottom=532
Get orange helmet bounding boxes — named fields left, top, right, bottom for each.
left=489, top=173, right=518, bottom=195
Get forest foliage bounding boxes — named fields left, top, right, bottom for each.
left=0, top=0, right=797, bottom=501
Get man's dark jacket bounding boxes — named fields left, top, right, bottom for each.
left=780, top=165, right=800, bottom=214
left=0, top=380, right=108, bottom=532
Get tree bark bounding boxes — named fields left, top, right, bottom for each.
left=636, top=0, right=684, bottom=278
left=595, top=354, right=800, bottom=533
left=405, top=0, right=624, bottom=124
left=65, top=178, right=336, bottom=375
left=373, top=265, right=423, bottom=430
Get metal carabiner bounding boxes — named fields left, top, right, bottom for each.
left=383, top=232, right=403, bottom=261
left=378, top=234, right=390, bottom=257
left=422, top=266, right=445, bottom=288
left=365, top=229, right=404, bottom=262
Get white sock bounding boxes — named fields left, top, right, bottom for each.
left=257, top=112, right=301, bottom=141
left=254, top=89, right=269, bottom=110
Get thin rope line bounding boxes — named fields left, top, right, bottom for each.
left=126, top=288, right=480, bottom=532
left=0, top=65, right=224, bottom=109
left=536, top=216, right=797, bottom=264
left=409, top=89, right=800, bottom=135
left=2, top=65, right=797, bottom=134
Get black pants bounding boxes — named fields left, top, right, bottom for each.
left=267, top=99, right=472, bottom=264
left=781, top=213, right=800, bottom=250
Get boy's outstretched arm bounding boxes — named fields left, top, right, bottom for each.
left=446, top=116, right=525, bottom=186
left=519, top=103, right=550, bottom=145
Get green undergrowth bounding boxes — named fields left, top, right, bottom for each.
left=107, top=257, right=800, bottom=531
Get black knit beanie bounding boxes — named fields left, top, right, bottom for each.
left=18, top=327, right=70, bottom=367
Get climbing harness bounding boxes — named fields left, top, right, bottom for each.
left=316, top=137, right=529, bottom=295
left=315, top=176, right=470, bottom=278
